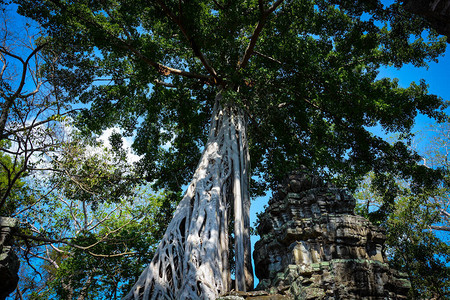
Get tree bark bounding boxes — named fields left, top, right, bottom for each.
left=404, top=0, right=450, bottom=40
left=123, top=91, right=253, bottom=300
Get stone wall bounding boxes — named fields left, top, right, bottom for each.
left=0, top=217, right=20, bottom=300
left=251, top=170, right=410, bottom=300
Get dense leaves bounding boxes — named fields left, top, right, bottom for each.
left=13, top=0, right=448, bottom=196
left=355, top=123, right=450, bottom=298
left=356, top=173, right=450, bottom=298
left=0, top=141, right=31, bottom=216
left=9, top=130, right=170, bottom=299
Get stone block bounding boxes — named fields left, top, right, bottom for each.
left=253, top=171, right=410, bottom=299
left=0, top=217, right=19, bottom=300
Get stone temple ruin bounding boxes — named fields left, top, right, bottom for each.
left=221, top=169, right=411, bottom=299
left=1, top=170, right=412, bottom=299
left=255, top=170, right=411, bottom=299
left=0, top=217, right=19, bottom=300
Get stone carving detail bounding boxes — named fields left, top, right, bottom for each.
left=253, top=170, right=411, bottom=299
left=0, top=217, right=19, bottom=300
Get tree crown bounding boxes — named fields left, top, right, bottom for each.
left=14, top=0, right=449, bottom=194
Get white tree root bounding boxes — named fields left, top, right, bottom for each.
left=123, top=92, right=253, bottom=300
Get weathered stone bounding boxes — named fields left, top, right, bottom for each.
left=218, top=290, right=291, bottom=300
left=253, top=171, right=411, bottom=299
left=0, top=217, right=19, bottom=300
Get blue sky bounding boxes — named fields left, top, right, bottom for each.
left=377, top=50, right=450, bottom=151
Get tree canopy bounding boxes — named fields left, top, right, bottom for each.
left=13, top=0, right=448, bottom=195
left=355, top=123, right=450, bottom=298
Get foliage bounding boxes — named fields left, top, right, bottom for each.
left=355, top=123, right=450, bottom=298
left=9, top=130, right=170, bottom=299
left=387, top=192, right=450, bottom=299
left=13, top=0, right=448, bottom=197
left=0, top=140, right=31, bottom=215
left=27, top=195, right=166, bottom=300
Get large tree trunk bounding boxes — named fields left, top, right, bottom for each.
left=404, top=0, right=450, bottom=40
left=123, top=92, right=253, bottom=300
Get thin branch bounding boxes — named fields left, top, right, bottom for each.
left=440, top=209, right=450, bottom=219
left=11, top=185, right=58, bottom=218
left=430, top=225, right=450, bottom=232
left=17, top=81, right=43, bottom=99
left=15, top=232, right=137, bottom=257
left=82, top=200, right=88, bottom=231
left=267, top=0, right=285, bottom=14
left=154, top=79, right=176, bottom=88
left=0, top=46, right=25, bottom=63
left=0, top=53, right=7, bottom=78
left=2, top=109, right=79, bottom=139
left=212, top=0, right=225, bottom=10
left=0, top=42, right=48, bottom=138
left=154, top=0, right=222, bottom=84
left=126, top=44, right=211, bottom=81
left=86, top=251, right=136, bottom=258
left=15, top=288, right=24, bottom=300
left=59, top=198, right=83, bottom=232
left=19, top=246, right=60, bottom=269
left=238, top=0, right=285, bottom=69
left=0, top=42, right=48, bottom=100
left=50, top=244, right=66, bottom=253
left=253, top=50, right=282, bottom=65
left=87, top=205, right=121, bottom=232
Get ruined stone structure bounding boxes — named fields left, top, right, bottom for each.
left=0, top=217, right=20, bottom=300
left=249, top=170, right=411, bottom=299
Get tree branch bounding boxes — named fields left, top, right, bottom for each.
left=0, top=43, right=48, bottom=138
left=440, top=209, right=450, bottom=219
left=19, top=246, right=60, bottom=269
left=0, top=53, right=7, bottom=79
left=86, top=251, right=136, bottom=258
left=253, top=50, right=283, bottom=65
left=11, top=185, right=57, bottom=218
left=154, top=79, right=176, bottom=88
left=430, top=225, right=450, bottom=232
left=1, top=109, right=79, bottom=139
left=15, top=232, right=137, bottom=257
left=47, top=0, right=212, bottom=83
left=106, top=28, right=212, bottom=82
left=212, top=0, right=225, bottom=10
left=238, top=0, right=285, bottom=69
left=0, top=42, right=48, bottom=100
left=258, top=0, right=265, bottom=13
left=154, top=0, right=222, bottom=84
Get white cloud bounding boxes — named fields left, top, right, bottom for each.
left=98, top=127, right=141, bottom=163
